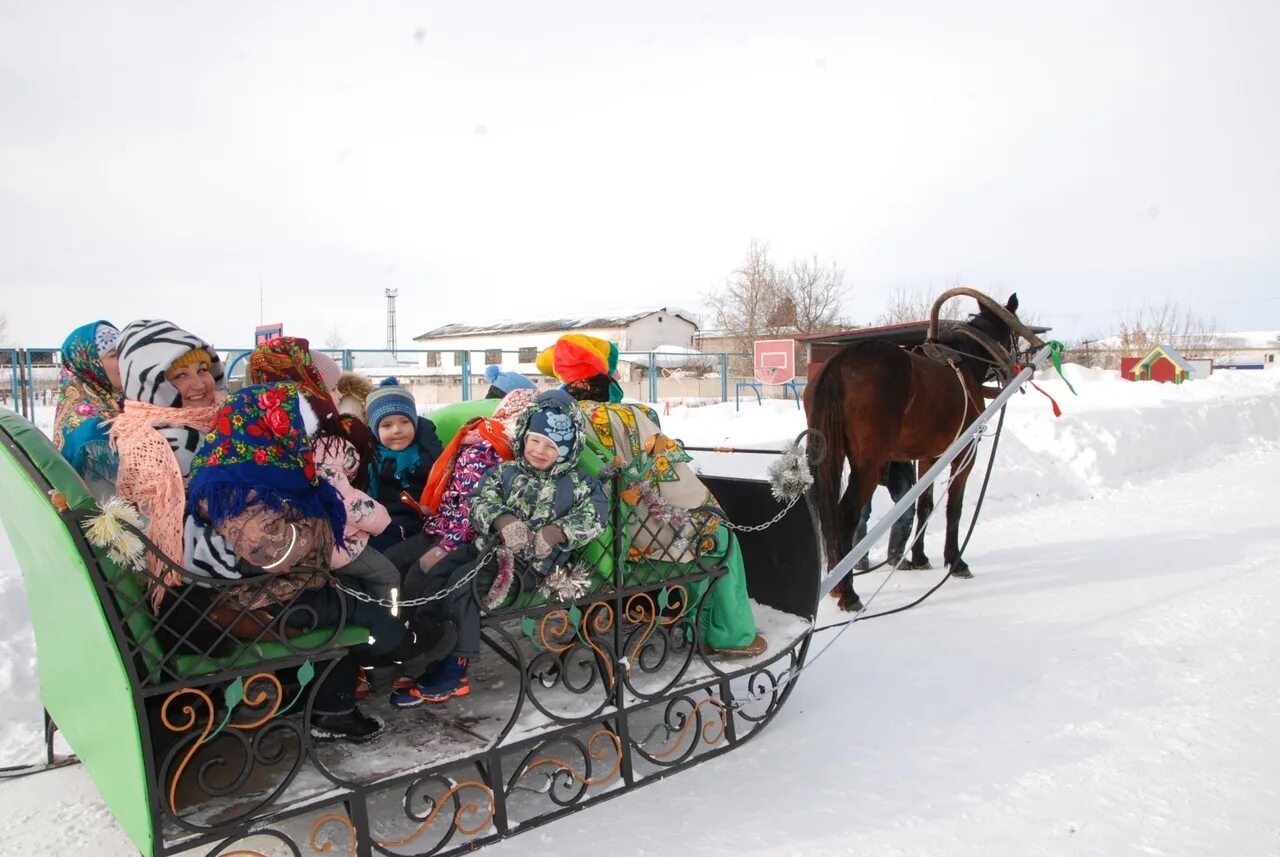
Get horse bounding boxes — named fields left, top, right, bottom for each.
left=804, top=290, right=1041, bottom=612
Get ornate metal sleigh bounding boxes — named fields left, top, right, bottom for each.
left=0, top=403, right=821, bottom=857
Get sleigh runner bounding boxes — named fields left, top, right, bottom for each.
left=0, top=397, right=820, bottom=857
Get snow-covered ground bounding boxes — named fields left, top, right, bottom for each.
left=2, top=366, right=1279, bottom=855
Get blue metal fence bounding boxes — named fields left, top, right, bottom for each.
left=3, top=344, right=807, bottom=419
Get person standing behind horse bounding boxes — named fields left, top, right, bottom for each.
left=853, top=461, right=917, bottom=571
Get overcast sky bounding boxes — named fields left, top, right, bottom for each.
left=2, top=0, right=1277, bottom=349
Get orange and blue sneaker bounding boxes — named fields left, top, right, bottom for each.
left=389, top=656, right=470, bottom=708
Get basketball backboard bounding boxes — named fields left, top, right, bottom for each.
left=753, top=338, right=796, bottom=385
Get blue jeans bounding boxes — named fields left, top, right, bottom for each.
left=854, top=461, right=917, bottom=552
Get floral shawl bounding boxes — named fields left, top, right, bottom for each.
left=52, top=321, right=122, bottom=480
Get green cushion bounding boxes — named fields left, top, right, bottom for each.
left=427, top=398, right=500, bottom=445
left=172, top=624, right=372, bottom=678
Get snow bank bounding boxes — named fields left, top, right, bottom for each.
left=664, top=363, right=1280, bottom=512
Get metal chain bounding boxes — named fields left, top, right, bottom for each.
left=332, top=548, right=497, bottom=609
left=715, top=492, right=803, bottom=533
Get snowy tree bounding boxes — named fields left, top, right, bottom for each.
left=1115, top=300, right=1219, bottom=361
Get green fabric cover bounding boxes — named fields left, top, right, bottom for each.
left=426, top=398, right=500, bottom=446
left=0, top=408, right=153, bottom=855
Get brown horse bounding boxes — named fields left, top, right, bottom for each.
left=805, top=292, right=1033, bottom=612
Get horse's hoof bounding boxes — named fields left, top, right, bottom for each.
left=853, top=558, right=870, bottom=572
left=838, top=593, right=864, bottom=613
left=905, top=558, right=932, bottom=570
left=949, top=564, right=973, bottom=579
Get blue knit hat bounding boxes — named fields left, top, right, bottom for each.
left=365, top=377, right=418, bottom=431
left=484, top=364, right=536, bottom=398
left=521, top=389, right=581, bottom=466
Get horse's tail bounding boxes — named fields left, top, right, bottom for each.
left=807, top=354, right=856, bottom=570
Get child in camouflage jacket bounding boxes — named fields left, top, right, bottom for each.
left=390, top=389, right=607, bottom=706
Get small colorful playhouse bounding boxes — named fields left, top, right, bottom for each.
left=1121, top=343, right=1195, bottom=384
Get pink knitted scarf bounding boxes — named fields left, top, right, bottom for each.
left=108, top=400, right=220, bottom=610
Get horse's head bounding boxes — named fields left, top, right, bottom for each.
left=957, top=293, right=1020, bottom=382
left=974, top=292, right=1019, bottom=348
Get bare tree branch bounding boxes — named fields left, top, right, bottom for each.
left=703, top=242, right=853, bottom=372
left=323, top=325, right=347, bottom=350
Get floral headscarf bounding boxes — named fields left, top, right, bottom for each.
left=187, top=383, right=347, bottom=549
left=246, top=335, right=375, bottom=486
left=247, top=336, right=330, bottom=406
left=52, top=320, right=122, bottom=480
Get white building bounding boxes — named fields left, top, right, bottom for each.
left=410, top=308, right=700, bottom=378
left=1213, top=331, right=1280, bottom=371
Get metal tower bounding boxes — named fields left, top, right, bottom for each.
left=385, top=288, right=398, bottom=357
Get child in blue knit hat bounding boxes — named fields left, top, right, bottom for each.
left=365, top=378, right=443, bottom=552
left=483, top=364, right=536, bottom=399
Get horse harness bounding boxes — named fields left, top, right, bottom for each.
left=915, top=321, right=1017, bottom=425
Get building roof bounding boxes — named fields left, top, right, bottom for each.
left=413, top=308, right=699, bottom=341
left=800, top=319, right=1052, bottom=349
left=1133, top=343, right=1194, bottom=374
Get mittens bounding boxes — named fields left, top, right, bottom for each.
left=532, top=525, right=566, bottom=560
left=495, top=514, right=531, bottom=551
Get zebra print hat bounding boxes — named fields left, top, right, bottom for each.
left=116, top=319, right=226, bottom=406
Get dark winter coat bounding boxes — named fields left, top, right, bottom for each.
left=369, top=416, right=443, bottom=549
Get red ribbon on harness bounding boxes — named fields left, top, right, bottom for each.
left=1029, top=381, right=1062, bottom=417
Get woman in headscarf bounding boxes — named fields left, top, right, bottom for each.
left=183, top=381, right=435, bottom=743
left=108, top=319, right=228, bottom=608
left=537, top=333, right=766, bottom=659
left=51, top=321, right=123, bottom=499
left=246, top=336, right=397, bottom=604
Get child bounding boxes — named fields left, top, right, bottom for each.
left=390, top=389, right=607, bottom=707
left=365, top=378, right=442, bottom=552
left=108, top=319, right=227, bottom=608
left=482, top=364, right=536, bottom=399
left=52, top=321, right=123, bottom=497
left=415, top=387, right=536, bottom=571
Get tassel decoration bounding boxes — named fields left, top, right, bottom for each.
left=766, top=441, right=814, bottom=504
left=81, top=496, right=148, bottom=572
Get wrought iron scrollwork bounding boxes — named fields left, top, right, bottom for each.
left=631, top=694, right=729, bottom=768
left=160, top=673, right=306, bottom=831
left=507, top=728, right=623, bottom=807
left=309, top=777, right=495, bottom=857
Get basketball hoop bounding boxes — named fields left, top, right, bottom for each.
left=756, top=365, right=788, bottom=385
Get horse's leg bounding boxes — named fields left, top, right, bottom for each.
left=852, top=498, right=872, bottom=572
left=831, top=464, right=877, bottom=612
left=943, top=450, right=976, bottom=578
left=906, top=458, right=935, bottom=569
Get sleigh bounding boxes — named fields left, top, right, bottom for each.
left=0, top=399, right=821, bottom=857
